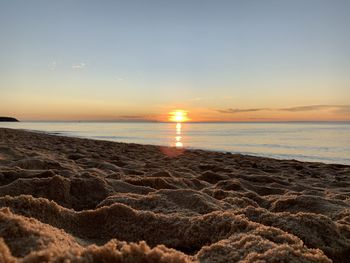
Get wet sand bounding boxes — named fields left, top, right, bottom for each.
left=0, top=127, right=349, bottom=262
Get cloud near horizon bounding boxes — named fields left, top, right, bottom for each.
left=217, top=105, right=350, bottom=114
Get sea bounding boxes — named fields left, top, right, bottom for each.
left=1, top=121, right=349, bottom=165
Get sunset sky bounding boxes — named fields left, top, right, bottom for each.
left=0, top=0, right=349, bottom=122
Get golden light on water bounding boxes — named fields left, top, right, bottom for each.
left=175, top=125, right=183, bottom=148
left=175, top=122, right=183, bottom=148
left=168, top=110, right=189, bottom=149
left=160, top=119, right=185, bottom=157
left=176, top=122, right=182, bottom=134
left=175, top=140, right=183, bottom=148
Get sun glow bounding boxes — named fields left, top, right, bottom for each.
left=168, top=110, right=189, bottom=122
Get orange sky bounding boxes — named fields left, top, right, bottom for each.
left=1, top=96, right=350, bottom=122
left=1, top=1, right=349, bottom=122
left=160, top=106, right=350, bottom=122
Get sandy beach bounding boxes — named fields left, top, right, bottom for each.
left=0, top=127, right=349, bottom=262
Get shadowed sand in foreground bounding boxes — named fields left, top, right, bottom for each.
left=0, top=128, right=349, bottom=262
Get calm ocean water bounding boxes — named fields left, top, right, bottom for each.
left=1, top=122, right=349, bottom=165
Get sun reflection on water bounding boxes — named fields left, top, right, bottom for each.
left=168, top=110, right=188, bottom=149
left=175, top=122, right=183, bottom=148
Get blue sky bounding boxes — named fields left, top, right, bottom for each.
left=0, top=0, right=349, bottom=121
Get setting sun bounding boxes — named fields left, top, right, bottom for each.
left=1, top=1, right=350, bottom=261
left=168, top=110, right=189, bottom=122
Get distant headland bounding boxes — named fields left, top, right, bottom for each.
left=0, top=117, right=19, bottom=122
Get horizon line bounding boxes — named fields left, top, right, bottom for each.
left=12, top=120, right=350, bottom=124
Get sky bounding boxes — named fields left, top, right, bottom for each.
left=0, top=0, right=349, bottom=122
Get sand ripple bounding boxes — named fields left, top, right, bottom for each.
left=0, top=128, right=349, bottom=262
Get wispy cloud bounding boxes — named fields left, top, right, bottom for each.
left=333, top=105, right=350, bottom=114
left=279, top=105, right=343, bottom=112
left=72, top=62, right=87, bottom=70
left=217, top=108, right=270, bottom=113
left=217, top=105, right=350, bottom=114
left=48, top=61, right=56, bottom=71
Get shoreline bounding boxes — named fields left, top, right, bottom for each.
left=29, top=133, right=350, bottom=166
left=1, top=125, right=349, bottom=166
left=0, top=127, right=349, bottom=262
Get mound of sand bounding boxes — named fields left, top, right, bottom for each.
left=0, top=128, right=349, bottom=262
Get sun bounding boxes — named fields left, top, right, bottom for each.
left=168, top=110, right=189, bottom=122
